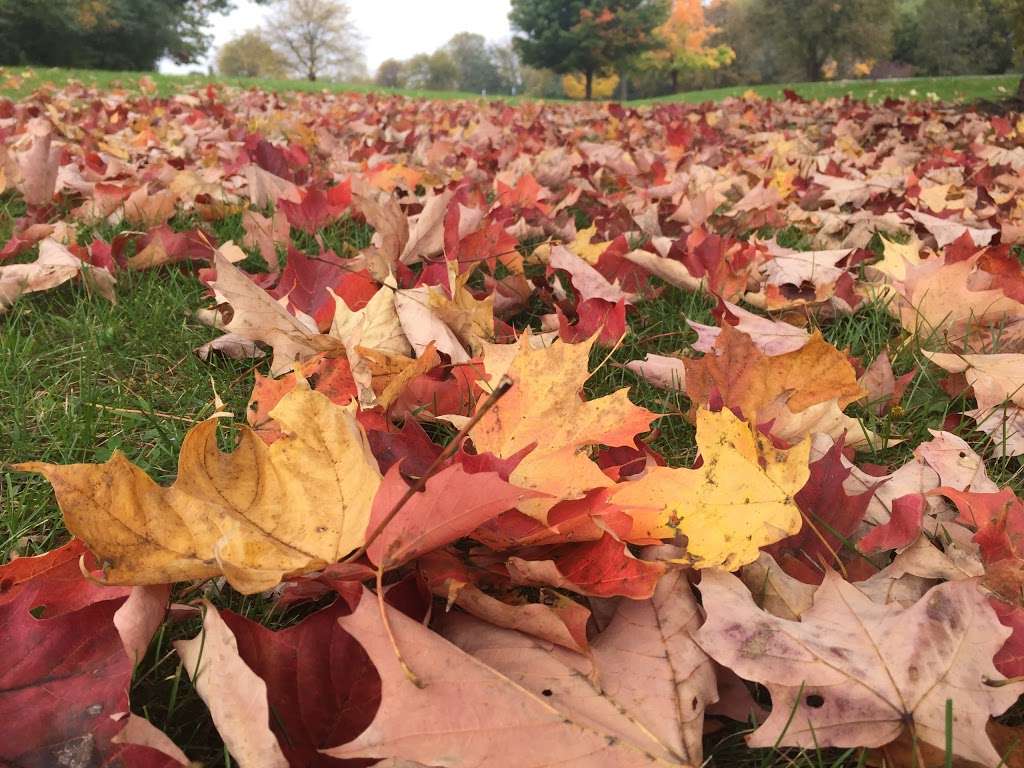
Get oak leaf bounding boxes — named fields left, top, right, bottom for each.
left=19, top=384, right=382, bottom=594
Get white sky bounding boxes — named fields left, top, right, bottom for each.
left=161, top=0, right=513, bottom=75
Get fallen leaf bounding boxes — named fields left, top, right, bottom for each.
left=19, top=384, right=382, bottom=593
left=209, top=251, right=342, bottom=375
left=176, top=601, right=289, bottom=768
left=505, top=532, right=666, bottom=599
left=325, top=570, right=715, bottom=766
left=613, top=407, right=811, bottom=571
left=0, top=238, right=116, bottom=312
left=696, top=570, right=1024, bottom=765
left=470, top=333, right=656, bottom=518
left=366, top=462, right=537, bottom=569
left=684, top=324, right=865, bottom=421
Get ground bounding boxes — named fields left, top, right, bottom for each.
left=1, top=68, right=1023, bottom=765
left=1, top=64, right=1020, bottom=103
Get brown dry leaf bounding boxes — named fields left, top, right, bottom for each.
left=16, top=118, right=60, bottom=206
left=469, top=333, right=656, bottom=518
left=175, top=601, right=288, bottom=768
left=399, top=190, right=452, bottom=265
left=245, top=163, right=301, bottom=208
left=18, top=384, right=382, bottom=594
left=430, top=265, right=495, bottom=356
left=907, top=209, right=998, bottom=249
left=923, top=351, right=1024, bottom=411
left=331, top=277, right=414, bottom=406
left=395, top=266, right=494, bottom=363
left=210, top=251, right=342, bottom=376
left=0, top=238, right=115, bottom=312
left=360, top=343, right=441, bottom=410
left=241, top=209, right=289, bottom=271
left=696, top=570, right=1024, bottom=765
left=325, top=573, right=712, bottom=767
left=395, top=286, right=472, bottom=363
left=625, top=353, right=687, bottom=391
left=354, top=191, right=408, bottom=279
left=612, top=407, right=810, bottom=570
left=684, top=323, right=865, bottom=420
left=898, top=256, right=1024, bottom=342
left=689, top=301, right=810, bottom=356
left=120, top=185, right=177, bottom=228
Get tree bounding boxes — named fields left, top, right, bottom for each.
left=743, top=0, right=896, bottom=82
left=402, top=51, right=459, bottom=91
left=375, top=58, right=405, bottom=88
left=490, top=43, right=524, bottom=95
left=562, top=70, right=619, bottom=98
left=441, top=32, right=504, bottom=94
left=900, top=0, right=1015, bottom=77
left=1001, top=0, right=1024, bottom=98
left=0, top=0, right=260, bottom=70
left=509, top=0, right=669, bottom=99
left=642, top=0, right=735, bottom=92
left=266, top=0, right=362, bottom=81
left=217, top=30, right=287, bottom=78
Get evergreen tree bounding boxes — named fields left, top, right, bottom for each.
left=509, top=0, right=669, bottom=99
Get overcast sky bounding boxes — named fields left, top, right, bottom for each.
left=162, top=0, right=514, bottom=75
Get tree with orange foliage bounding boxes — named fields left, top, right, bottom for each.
left=642, top=0, right=735, bottom=93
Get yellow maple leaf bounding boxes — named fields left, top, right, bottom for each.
left=613, top=408, right=810, bottom=571
left=470, top=333, right=656, bottom=519
left=531, top=225, right=611, bottom=266
left=17, top=384, right=382, bottom=594
left=872, top=236, right=926, bottom=283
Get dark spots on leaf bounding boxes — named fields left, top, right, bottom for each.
left=805, top=694, right=825, bottom=708
left=908, top=665, right=919, bottom=682
left=542, top=688, right=553, bottom=697
left=781, top=280, right=816, bottom=301
left=691, top=696, right=699, bottom=711
left=605, top=735, right=619, bottom=746
left=925, top=590, right=961, bottom=630
left=829, top=646, right=847, bottom=659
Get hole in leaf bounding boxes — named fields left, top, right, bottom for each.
left=542, top=689, right=553, bottom=697
left=805, top=694, right=825, bottom=709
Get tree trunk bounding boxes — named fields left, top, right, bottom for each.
left=671, top=69, right=679, bottom=94
left=585, top=69, right=593, bottom=101
left=806, top=56, right=821, bottom=82
left=307, top=71, right=317, bottom=82
left=1018, top=74, right=1024, bottom=101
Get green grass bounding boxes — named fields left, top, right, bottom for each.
left=0, top=65, right=490, bottom=101
left=640, top=73, right=1023, bottom=105
left=1, top=65, right=1019, bottom=105
left=1, top=74, right=1022, bottom=765
left=3, top=209, right=1022, bottom=765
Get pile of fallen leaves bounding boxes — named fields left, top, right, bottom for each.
left=2, top=79, right=1024, bottom=767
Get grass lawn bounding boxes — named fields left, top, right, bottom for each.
left=2, top=72, right=1023, bottom=765
left=1, top=64, right=1020, bottom=104
left=3, top=202, right=1020, bottom=764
